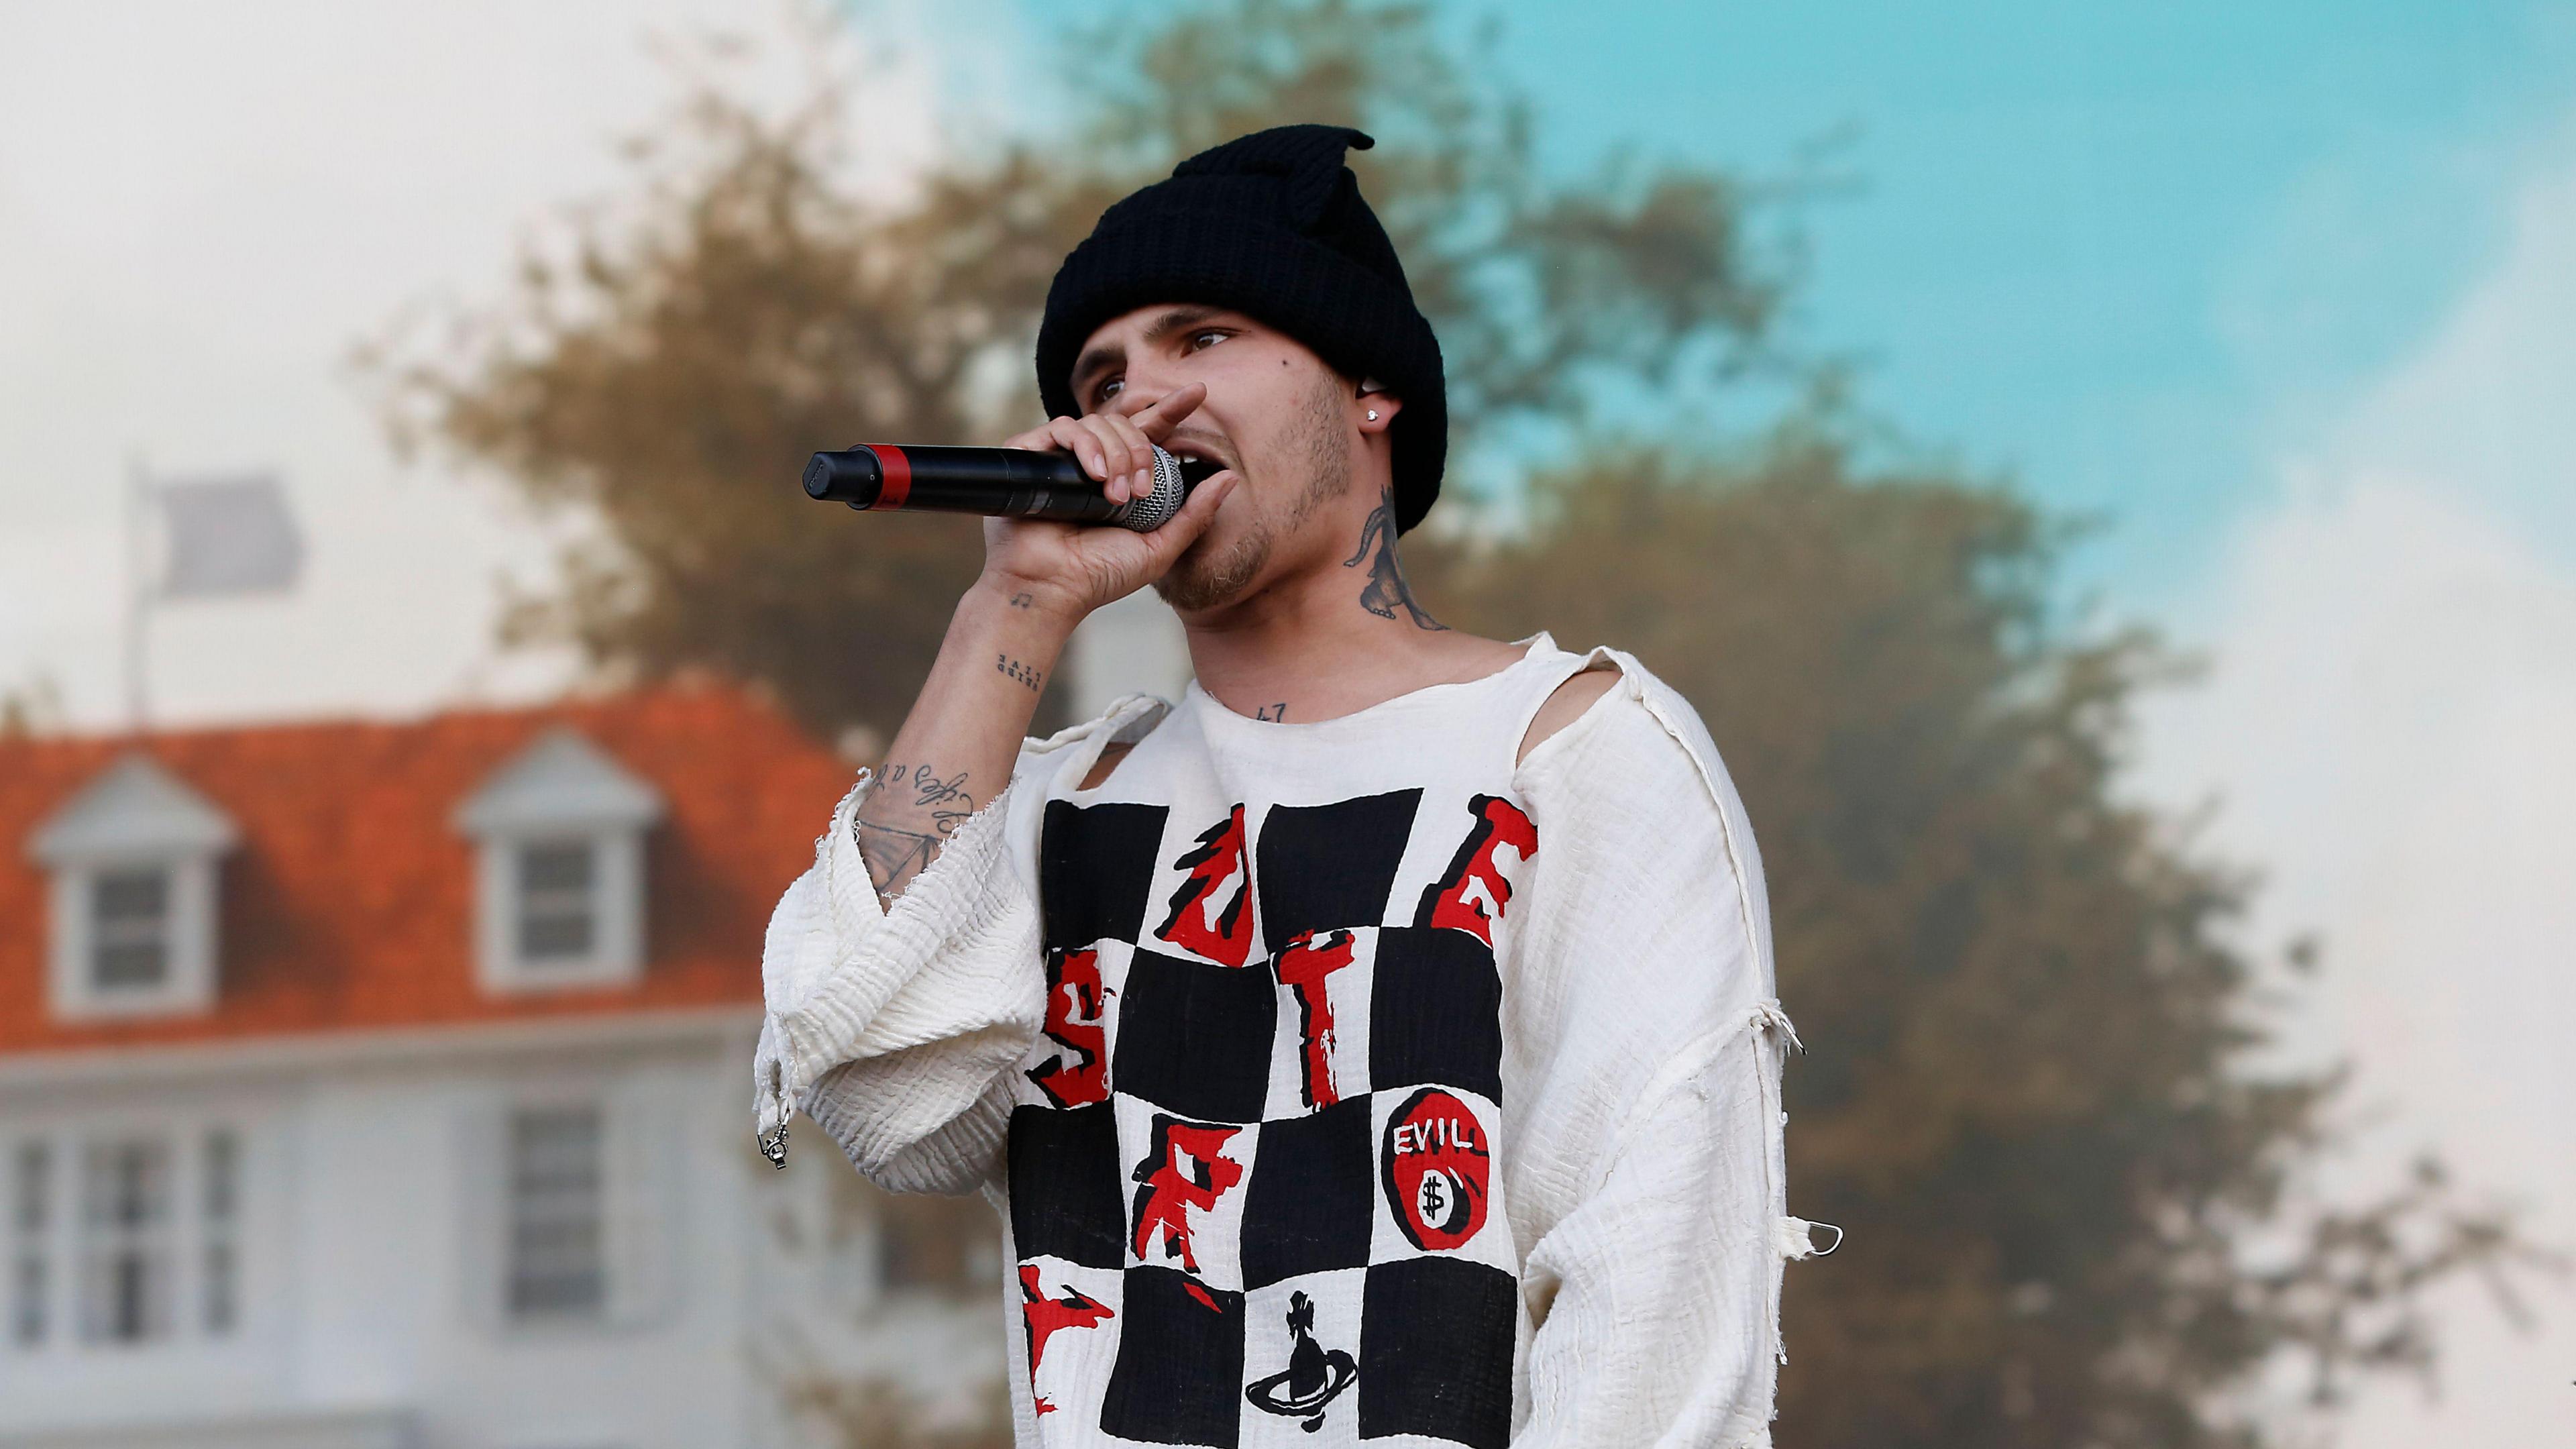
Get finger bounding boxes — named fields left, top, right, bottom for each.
left=1076, top=417, right=1134, bottom=502
left=1099, top=410, right=1158, bottom=501
left=1076, top=417, right=1126, bottom=487
left=1004, top=417, right=1079, bottom=454
left=1049, top=417, right=1112, bottom=484
left=1130, top=382, right=1207, bottom=443
left=1110, top=379, right=1181, bottom=417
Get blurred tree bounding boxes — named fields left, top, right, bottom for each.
left=760, top=1163, right=1013, bottom=1449
left=370, top=2, right=2548, bottom=1446
left=363, top=0, right=1786, bottom=737
left=1415, top=439, right=2552, bottom=1448
left=0, top=674, right=64, bottom=739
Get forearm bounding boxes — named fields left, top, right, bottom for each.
left=855, top=577, right=1077, bottom=904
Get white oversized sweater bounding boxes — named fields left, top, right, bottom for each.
left=753, top=634, right=1811, bottom=1449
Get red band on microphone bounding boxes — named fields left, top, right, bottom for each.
left=870, top=445, right=912, bottom=510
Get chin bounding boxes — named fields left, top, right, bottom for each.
left=1154, top=520, right=1271, bottom=614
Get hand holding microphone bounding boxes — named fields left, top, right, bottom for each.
left=818, top=382, right=1240, bottom=626
left=805, top=382, right=1235, bottom=530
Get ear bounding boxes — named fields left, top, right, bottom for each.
left=1355, top=378, right=1403, bottom=433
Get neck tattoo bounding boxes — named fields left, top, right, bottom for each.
left=1342, top=486, right=1448, bottom=631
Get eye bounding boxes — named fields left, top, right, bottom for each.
left=1091, top=330, right=1228, bottom=409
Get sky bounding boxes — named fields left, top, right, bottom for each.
left=1, top=0, right=2571, bottom=1440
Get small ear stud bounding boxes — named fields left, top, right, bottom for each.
left=1366, top=409, right=1379, bottom=422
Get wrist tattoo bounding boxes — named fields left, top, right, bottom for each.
left=855, top=819, right=940, bottom=902
left=913, top=766, right=976, bottom=829
left=1342, top=485, right=1448, bottom=631
left=997, top=653, right=1043, bottom=692
left=876, top=762, right=977, bottom=830
left=1008, top=591, right=1034, bottom=609
left=857, top=760, right=979, bottom=902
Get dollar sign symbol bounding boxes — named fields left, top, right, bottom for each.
left=1418, top=1175, right=1446, bottom=1222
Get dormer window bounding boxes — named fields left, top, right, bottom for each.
left=28, top=755, right=237, bottom=1020
left=515, top=841, right=599, bottom=963
left=91, top=868, right=173, bottom=990
left=455, top=729, right=663, bottom=994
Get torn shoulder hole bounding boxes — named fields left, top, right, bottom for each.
left=1517, top=661, right=1625, bottom=765
left=1078, top=740, right=1137, bottom=790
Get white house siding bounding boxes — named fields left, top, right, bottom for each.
left=0, top=1009, right=999, bottom=1449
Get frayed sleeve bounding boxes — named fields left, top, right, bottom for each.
left=751, top=763, right=1045, bottom=1197
left=1504, top=664, right=1812, bottom=1447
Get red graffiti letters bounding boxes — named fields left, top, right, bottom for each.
left=1026, top=947, right=1110, bottom=1108
left=1155, top=805, right=1254, bottom=966
left=1018, top=1265, right=1114, bottom=1415
left=1416, top=795, right=1536, bottom=945
left=1129, top=1116, right=1244, bottom=1273
left=1275, top=929, right=1358, bottom=1108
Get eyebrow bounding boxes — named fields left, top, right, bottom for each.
left=1068, top=305, right=1232, bottom=406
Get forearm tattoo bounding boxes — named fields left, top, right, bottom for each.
left=856, top=761, right=979, bottom=902
left=1342, top=485, right=1448, bottom=631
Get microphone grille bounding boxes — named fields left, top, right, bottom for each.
left=1115, top=446, right=1189, bottom=532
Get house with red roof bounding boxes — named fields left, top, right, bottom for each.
left=0, top=683, right=1004, bottom=1449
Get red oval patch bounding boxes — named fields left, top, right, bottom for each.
left=1381, top=1087, right=1491, bottom=1251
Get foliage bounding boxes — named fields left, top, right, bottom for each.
left=755, top=1152, right=1013, bottom=1449
left=780, top=1373, right=1013, bottom=1449
left=371, top=3, right=2551, bottom=1445
left=362, top=0, right=1786, bottom=738
left=0, top=674, right=64, bottom=739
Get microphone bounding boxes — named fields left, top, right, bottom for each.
left=802, top=443, right=1219, bottom=532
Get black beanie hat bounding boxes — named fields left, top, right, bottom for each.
left=1034, top=124, right=1447, bottom=533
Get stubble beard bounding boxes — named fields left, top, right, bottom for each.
left=1153, top=370, right=1352, bottom=613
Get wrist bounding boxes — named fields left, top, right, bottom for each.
left=960, top=574, right=1083, bottom=647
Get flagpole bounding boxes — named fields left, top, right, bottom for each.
left=124, top=452, right=150, bottom=735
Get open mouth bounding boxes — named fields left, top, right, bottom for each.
left=1166, top=445, right=1231, bottom=489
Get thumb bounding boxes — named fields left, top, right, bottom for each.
left=1138, top=466, right=1239, bottom=561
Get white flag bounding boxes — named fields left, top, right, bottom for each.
left=156, top=476, right=302, bottom=599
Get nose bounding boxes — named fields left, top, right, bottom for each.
left=1114, top=340, right=1210, bottom=407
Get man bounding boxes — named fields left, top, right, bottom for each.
left=755, top=124, right=1811, bottom=1448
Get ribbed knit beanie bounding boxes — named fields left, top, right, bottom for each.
left=1034, top=124, right=1447, bottom=533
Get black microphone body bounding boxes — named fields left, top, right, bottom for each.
left=803, top=443, right=1202, bottom=531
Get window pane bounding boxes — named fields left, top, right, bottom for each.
left=10, top=1143, right=48, bottom=1346
left=10, top=1142, right=44, bottom=1234
left=79, top=1138, right=172, bottom=1344
left=94, top=870, right=168, bottom=924
left=520, top=844, right=593, bottom=894
left=505, top=1105, right=604, bottom=1320
left=202, top=1130, right=239, bottom=1336
left=91, top=869, right=172, bottom=990
left=9, top=1256, right=42, bottom=1348
left=516, top=843, right=598, bottom=963
left=201, top=1242, right=235, bottom=1336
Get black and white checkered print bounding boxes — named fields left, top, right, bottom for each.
left=1008, top=786, right=1536, bottom=1448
